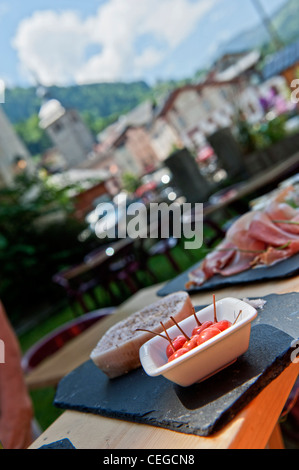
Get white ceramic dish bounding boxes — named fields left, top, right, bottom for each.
left=139, top=297, right=257, bottom=387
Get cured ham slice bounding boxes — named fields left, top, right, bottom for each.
left=214, top=229, right=266, bottom=277
left=186, top=240, right=235, bottom=288
left=215, top=249, right=259, bottom=277
left=248, top=212, right=299, bottom=246
left=187, top=213, right=267, bottom=287
left=186, top=195, right=299, bottom=288
left=265, top=200, right=298, bottom=221
left=272, top=216, right=299, bottom=235
left=90, top=292, right=194, bottom=378
left=265, top=201, right=299, bottom=235
left=251, top=240, right=299, bottom=267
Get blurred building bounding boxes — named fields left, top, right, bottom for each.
left=39, top=147, right=67, bottom=174
left=209, top=50, right=261, bottom=83
left=38, top=93, right=95, bottom=169
left=112, top=125, right=160, bottom=175
left=89, top=78, right=259, bottom=180
left=148, top=115, right=183, bottom=162
left=262, top=38, right=299, bottom=90
left=155, top=81, right=238, bottom=152
left=94, top=100, right=165, bottom=177
left=208, top=50, right=267, bottom=124
left=0, top=105, right=33, bottom=187
left=48, top=168, right=120, bottom=220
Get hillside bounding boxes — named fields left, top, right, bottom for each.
left=3, top=81, right=152, bottom=125
left=4, top=0, right=298, bottom=126
left=3, top=0, right=298, bottom=158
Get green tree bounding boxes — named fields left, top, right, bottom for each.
left=122, top=172, right=141, bottom=194
left=14, top=114, right=52, bottom=157
left=0, top=173, right=94, bottom=324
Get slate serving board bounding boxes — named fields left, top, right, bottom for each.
left=157, top=252, right=299, bottom=297
left=39, top=439, right=76, bottom=449
left=54, top=293, right=299, bottom=437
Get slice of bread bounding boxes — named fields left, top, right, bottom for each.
left=90, top=291, right=194, bottom=378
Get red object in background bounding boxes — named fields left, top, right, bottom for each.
left=197, top=146, right=215, bottom=162
left=21, top=308, right=116, bottom=374
left=135, top=181, right=157, bottom=197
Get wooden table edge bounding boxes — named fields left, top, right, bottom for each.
left=26, top=277, right=299, bottom=449
left=28, top=362, right=298, bottom=450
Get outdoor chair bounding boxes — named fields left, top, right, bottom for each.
left=146, top=237, right=181, bottom=273
left=137, top=214, right=186, bottom=275
left=21, top=307, right=116, bottom=375
left=106, top=241, right=159, bottom=293
left=52, top=258, right=122, bottom=315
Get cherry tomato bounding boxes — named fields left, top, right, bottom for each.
left=183, top=335, right=200, bottom=352
left=168, top=347, right=189, bottom=362
left=213, top=320, right=232, bottom=331
left=196, top=326, right=221, bottom=346
left=192, top=320, right=214, bottom=336
left=166, top=335, right=186, bottom=358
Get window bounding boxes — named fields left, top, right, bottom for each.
left=202, top=99, right=212, bottom=112
left=70, top=111, right=78, bottom=122
left=219, top=88, right=228, bottom=100
left=53, top=121, right=63, bottom=133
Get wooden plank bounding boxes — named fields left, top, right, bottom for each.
left=28, top=363, right=299, bottom=449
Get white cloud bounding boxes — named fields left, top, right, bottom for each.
left=12, top=0, right=217, bottom=86
left=12, top=10, right=91, bottom=85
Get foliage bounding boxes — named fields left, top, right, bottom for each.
left=121, top=172, right=141, bottom=194
left=235, top=115, right=257, bottom=154
left=250, top=115, right=288, bottom=150
left=236, top=115, right=288, bottom=153
left=14, top=114, right=52, bottom=157
left=5, top=81, right=153, bottom=155
left=271, top=0, right=299, bottom=44
left=81, top=110, right=125, bottom=137
left=4, top=81, right=152, bottom=125
left=0, top=172, right=95, bottom=324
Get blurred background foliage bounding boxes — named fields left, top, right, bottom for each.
left=121, top=172, right=141, bottom=194
left=236, top=114, right=288, bottom=153
left=0, top=172, right=95, bottom=326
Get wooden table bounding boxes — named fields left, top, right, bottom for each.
left=203, top=152, right=299, bottom=217
left=59, top=218, right=161, bottom=283
left=60, top=155, right=299, bottom=283
left=27, top=275, right=299, bottom=449
left=63, top=238, right=135, bottom=281
left=181, top=154, right=299, bottom=246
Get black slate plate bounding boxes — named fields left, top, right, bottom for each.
left=157, top=252, right=299, bottom=297
left=39, top=439, right=76, bottom=449
left=54, top=294, right=299, bottom=437
left=203, top=292, right=299, bottom=340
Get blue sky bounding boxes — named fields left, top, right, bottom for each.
left=0, top=0, right=287, bottom=88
